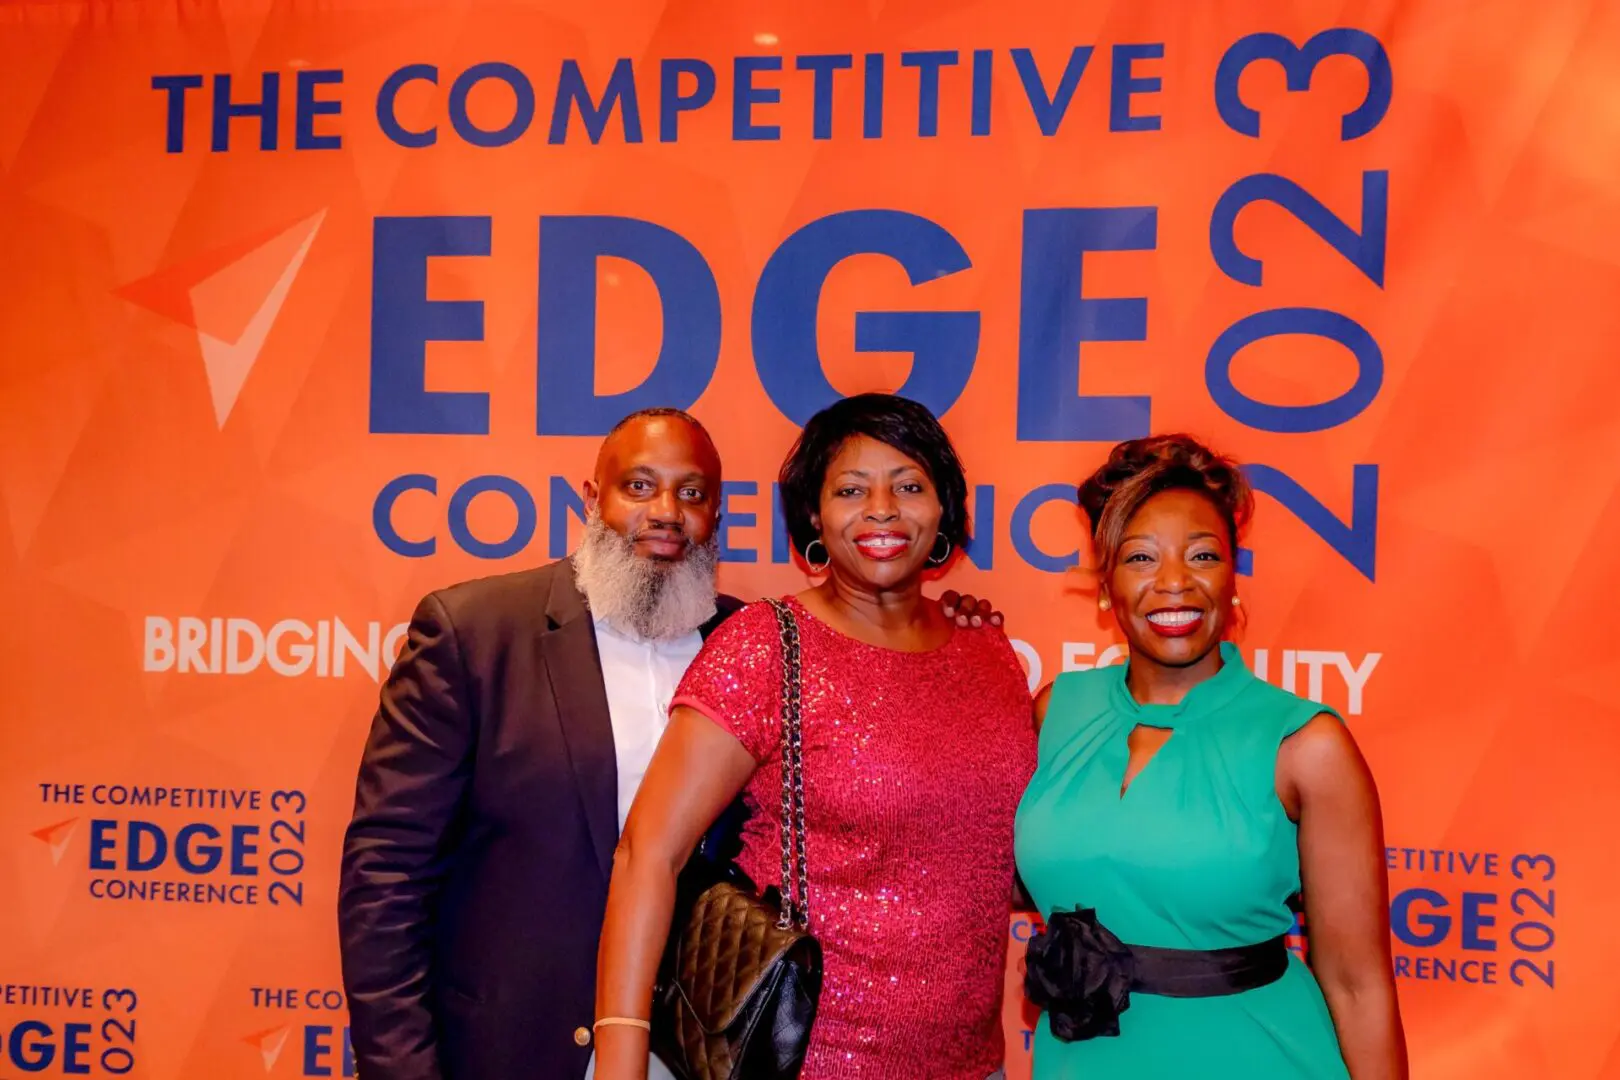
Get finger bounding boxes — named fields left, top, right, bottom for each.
left=990, top=612, right=1004, bottom=628
left=941, top=589, right=961, bottom=615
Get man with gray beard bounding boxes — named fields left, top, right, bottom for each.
left=339, top=408, right=998, bottom=1080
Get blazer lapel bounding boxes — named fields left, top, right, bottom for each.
left=539, top=560, right=618, bottom=883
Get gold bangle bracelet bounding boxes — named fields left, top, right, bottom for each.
left=593, top=1017, right=652, bottom=1032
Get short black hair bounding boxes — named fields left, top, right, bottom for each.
left=777, top=393, right=971, bottom=557
left=607, top=406, right=712, bottom=442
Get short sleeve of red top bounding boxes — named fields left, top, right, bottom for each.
left=670, top=599, right=786, bottom=763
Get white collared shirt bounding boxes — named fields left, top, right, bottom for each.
left=586, top=616, right=700, bottom=1080
left=591, top=614, right=705, bottom=834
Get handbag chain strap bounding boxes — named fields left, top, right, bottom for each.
left=767, top=599, right=809, bottom=931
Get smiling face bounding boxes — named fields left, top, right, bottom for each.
left=1102, top=488, right=1237, bottom=669
left=584, top=414, right=721, bottom=561
left=811, top=434, right=943, bottom=593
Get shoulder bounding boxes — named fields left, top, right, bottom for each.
left=1232, top=674, right=1344, bottom=743
left=676, top=601, right=788, bottom=715
left=1034, top=666, right=1118, bottom=738
left=419, top=563, right=563, bottom=626
left=692, top=598, right=786, bottom=658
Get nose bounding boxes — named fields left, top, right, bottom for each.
left=863, top=489, right=899, bottom=521
left=1153, top=561, right=1192, bottom=593
left=648, top=487, right=681, bottom=524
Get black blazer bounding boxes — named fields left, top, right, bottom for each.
left=338, top=558, right=743, bottom=1080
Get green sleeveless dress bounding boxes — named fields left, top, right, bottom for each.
left=1013, top=643, right=1351, bottom=1078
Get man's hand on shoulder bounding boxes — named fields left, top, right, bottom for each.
left=939, top=590, right=1004, bottom=629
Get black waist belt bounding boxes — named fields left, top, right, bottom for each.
left=1127, top=935, right=1290, bottom=997
left=1023, top=908, right=1292, bottom=1042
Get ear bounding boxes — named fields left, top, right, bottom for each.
left=809, top=511, right=821, bottom=533
left=582, top=480, right=599, bottom=515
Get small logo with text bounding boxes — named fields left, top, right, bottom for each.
left=245, top=988, right=351, bottom=1075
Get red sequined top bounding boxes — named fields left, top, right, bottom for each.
left=671, top=597, right=1037, bottom=1080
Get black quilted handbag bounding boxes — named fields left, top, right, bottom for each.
left=650, top=599, right=823, bottom=1080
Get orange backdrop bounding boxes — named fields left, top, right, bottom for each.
left=3, top=0, right=1619, bottom=1076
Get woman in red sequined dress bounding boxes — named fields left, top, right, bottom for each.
left=594, top=394, right=1036, bottom=1080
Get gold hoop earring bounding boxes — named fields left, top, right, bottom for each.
left=803, top=539, right=830, bottom=573
left=927, top=536, right=952, bottom=567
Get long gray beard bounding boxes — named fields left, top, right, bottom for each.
left=572, top=511, right=719, bottom=641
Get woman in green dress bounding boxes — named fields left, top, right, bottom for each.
left=1014, top=434, right=1406, bottom=1078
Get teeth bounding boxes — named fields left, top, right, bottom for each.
left=1147, top=610, right=1202, bottom=626
left=859, top=537, right=905, bottom=548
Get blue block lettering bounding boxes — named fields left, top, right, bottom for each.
left=129, top=820, right=166, bottom=872
left=734, top=56, right=783, bottom=140
left=153, top=74, right=204, bottom=153
left=770, top=483, right=793, bottom=565
left=1211, top=171, right=1388, bottom=287
left=1011, top=47, right=1092, bottom=135
left=536, top=216, right=721, bottom=434
left=10, top=1020, right=55, bottom=1070
left=1206, top=307, right=1383, bottom=433
left=369, top=217, right=491, bottom=435
left=212, top=72, right=279, bottom=152
left=550, top=59, right=643, bottom=144
left=971, top=50, right=993, bottom=136
left=304, top=1024, right=334, bottom=1077
left=1017, top=207, right=1155, bottom=441
left=960, top=484, right=995, bottom=569
left=61, top=1023, right=91, bottom=1074
left=1391, top=888, right=1450, bottom=947
left=1462, top=893, right=1499, bottom=951
left=549, top=476, right=587, bottom=558
left=374, top=474, right=437, bottom=557
left=295, top=69, right=344, bottom=149
left=1109, top=44, right=1163, bottom=132
left=901, top=50, right=959, bottom=137
left=175, top=822, right=222, bottom=874
left=231, top=824, right=260, bottom=875
left=1010, top=484, right=1079, bottom=573
left=718, top=481, right=759, bottom=563
left=1214, top=29, right=1393, bottom=141
left=448, top=476, right=536, bottom=559
left=753, top=210, right=978, bottom=426
left=377, top=64, right=438, bottom=148
left=448, top=62, right=535, bottom=148
left=863, top=54, right=884, bottom=138
left=660, top=59, right=716, bottom=142
left=1245, top=464, right=1378, bottom=582
left=797, top=55, right=853, bottom=140
left=89, top=819, right=117, bottom=870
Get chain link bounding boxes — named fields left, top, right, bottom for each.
left=769, top=599, right=809, bottom=931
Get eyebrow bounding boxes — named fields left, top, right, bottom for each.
left=1121, top=531, right=1221, bottom=543
left=835, top=465, right=922, bottom=480
left=623, top=466, right=708, bottom=484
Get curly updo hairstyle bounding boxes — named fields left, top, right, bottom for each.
left=1078, top=434, right=1254, bottom=573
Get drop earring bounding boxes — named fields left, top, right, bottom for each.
left=1098, top=598, right=1111, bottom=612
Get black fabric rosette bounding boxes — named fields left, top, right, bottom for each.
left=1023, top=907, right=1135, bottom=1041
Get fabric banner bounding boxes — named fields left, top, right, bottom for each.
left=3, top=0, right=1617, bottom=1075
